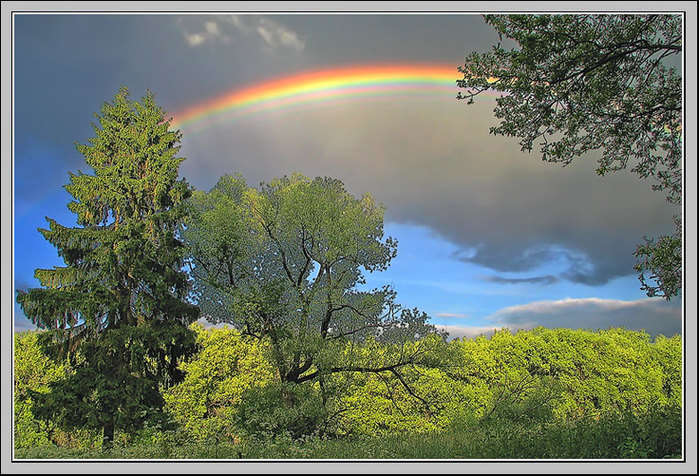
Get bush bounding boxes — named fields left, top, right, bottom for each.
left=15, top=326, right=683, bottom=459
left=233, top=382, right=329, bottom=441
left=163, top=325, right=276, bottom=441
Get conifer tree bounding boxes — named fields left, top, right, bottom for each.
left=16, top=87, right=200, bottom=446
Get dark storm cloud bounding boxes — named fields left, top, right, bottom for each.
left=179, top=96, right=677, bottom=288
left=12, top=13, right=679, bottom=291
left=460, top=240, right=634, bottom=286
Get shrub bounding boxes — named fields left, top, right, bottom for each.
left=163, top=325, right=276, bottom=441
left=233, top=382, right=328, bottom=441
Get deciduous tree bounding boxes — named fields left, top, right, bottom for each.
left=184, top=174, right=445, bottom=417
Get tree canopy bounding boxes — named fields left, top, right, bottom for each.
left=184, top=174, right=445, bottom=391
left=457, top=14, right=683, bottom=299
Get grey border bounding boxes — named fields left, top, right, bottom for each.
left=2, top=1, right=696, bottom=474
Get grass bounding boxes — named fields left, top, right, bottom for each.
left=14, top=406, right=682, bottom=460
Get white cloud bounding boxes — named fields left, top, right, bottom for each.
left=227, top=15, right=305, bottom=52
left=179, top=18, right=230, bottom=47
left=180, top=15, right=305, bottom=52
left=486, top=297, right=681, bottom=337
left=205, top=21, right=220, bottom=35
left=435, top=312, right=471, bottom=319
left=184, top=32, right=207, bottom=47
left=257, top=18, right=305, bottom=51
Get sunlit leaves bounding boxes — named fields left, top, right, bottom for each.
left=15, top=325, right=682, bottom=447
left=164, top=325, right=276, bottom=440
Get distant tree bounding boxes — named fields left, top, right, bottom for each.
left=15, top=87, right=200, bottom=447
left=457, top=14, right=683, bottom=299
left=184, top=174, right=445, bottom=418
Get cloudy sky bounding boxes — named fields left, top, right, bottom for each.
left=10, top=7, right=688, bottom=339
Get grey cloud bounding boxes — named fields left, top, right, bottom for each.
left=435, top=325, right=499, bottom=340
left=465, top=244, right=623, bottom=286
left=484, top=275, right=559, bottom=285
left=436, top=295, right=682, bottom=340
left=16, top=15, right=675, bottom=291
left=487, top=297, right=681, bottom=338
left=178, top=97, right=676, bottom=287
left=458, top=245, right=566, bottom=273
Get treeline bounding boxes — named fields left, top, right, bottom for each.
left=15, top=325, right=682, bottom=457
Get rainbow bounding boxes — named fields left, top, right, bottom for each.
left=169, top=64, right=468, bottom=133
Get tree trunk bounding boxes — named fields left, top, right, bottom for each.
left=280, top=384, right=295, bottom=408
left=102, top=421, right=115, bottom=449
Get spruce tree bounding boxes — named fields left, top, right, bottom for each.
left=16, top=87, right=200, bottom=446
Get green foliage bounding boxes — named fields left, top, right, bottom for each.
left=326, top=333, right=459, bottom=436
left=14, top=332, right=68, bottom=449
left=458, top=14, right=683, bottom=299
left=15, top=87, right=200, bottom=445
left=182, top=173, right=449, bottom=439
left=650, top=333, right=683, bottom=408
left=234, top=382, right=329, bottom=441
left=184, top=173, right=443, bottom=396
left=17, top=87, right=199, bottom=333
left=634, top=216, right=683, bottom=299
left=14, top=405, right=681, bottom=459
left=14, top=332, right=68, bottom=408
left=14, top=331, right=105, bottom=450
left=450, top=327, right=680, bottom=423
left=15, top=326, right=682, bottom=458
left=31, top=323, right=197, bottom=444
left=163, top=324, right=276, bottom=440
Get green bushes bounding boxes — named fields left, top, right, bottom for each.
left=14, top=405, right=681, bottom=459
left=233, top=382, right=329, bottom=440
left=14, top=325, right=683, bottom=459
left=452, top=327, right=682, bottom=423
left=162, top=324, right=276, bottom=440
left=14, top=331, right=64, bottom=449
left=13, top=331, right=102, bottom=450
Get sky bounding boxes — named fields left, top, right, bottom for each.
left=8, top=8, right=691, bottom=340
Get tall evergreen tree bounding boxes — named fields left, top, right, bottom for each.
left=16, top=87, right=200, bottom=446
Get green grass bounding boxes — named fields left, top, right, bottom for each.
left=15, top=406, right=682, bottom=460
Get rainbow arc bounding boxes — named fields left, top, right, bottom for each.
left=170, top=64, right=468, bottom=133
